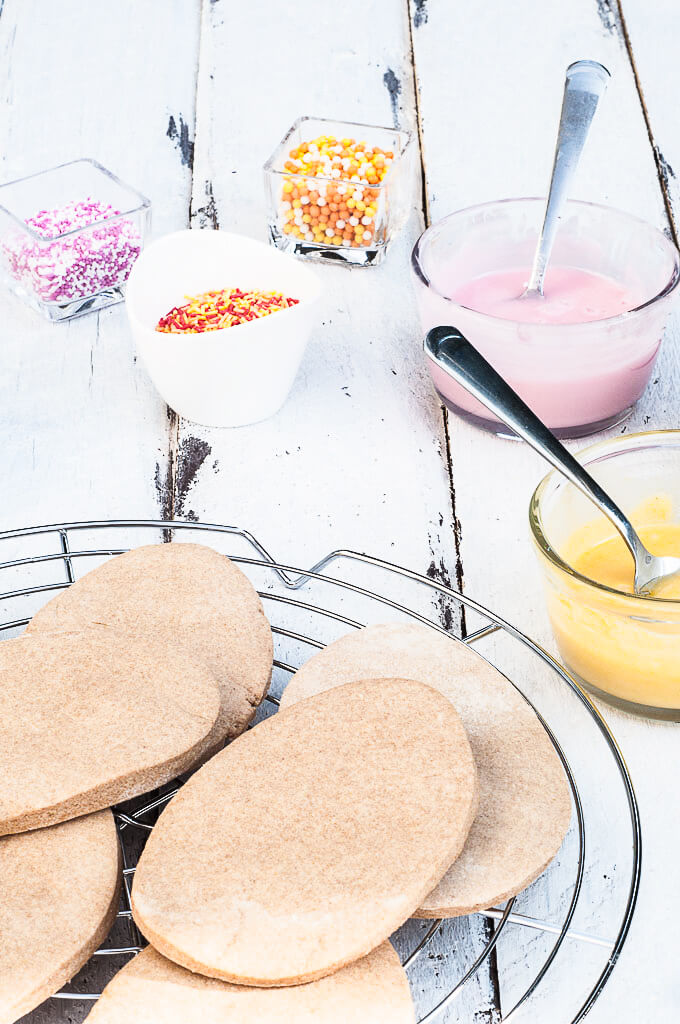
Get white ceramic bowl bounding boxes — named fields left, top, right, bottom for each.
left=125, top=230, right=322, bottom=427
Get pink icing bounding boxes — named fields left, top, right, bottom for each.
left=418, top=264, right=664, bottom=433
left=450, top=266, right=633, bottom=324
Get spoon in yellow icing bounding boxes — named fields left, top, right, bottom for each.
left=425, top=325, right=680, bottom=596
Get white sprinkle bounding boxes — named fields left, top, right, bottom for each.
left=325, top=228, right=334, bottom=237
left=336, top=219, right=346, bottom=230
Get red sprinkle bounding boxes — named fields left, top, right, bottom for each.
left=156, top=287, right=299, bottom=334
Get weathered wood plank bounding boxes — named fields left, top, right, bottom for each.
left=615, top=0, right=680, bottom=422
left=0, top=0, right=200, bottom=535
left=410, top=0, right=680, bottom=1019
left=0, top=0, right=200, bottom=1018
left=618, top=0, right=680, bottom=239
left=177, top=0, right=496, bottom=1018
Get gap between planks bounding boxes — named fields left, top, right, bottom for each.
left=158, top=0, right=204, bottom=534
left=616, top=0, right=679, bottom=245
left=405, top=0, right=468, bottom=639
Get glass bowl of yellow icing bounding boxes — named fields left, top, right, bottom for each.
left=530, top=430, right=680, bottom=719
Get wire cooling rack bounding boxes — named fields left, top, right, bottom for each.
left=0, top=519, right=641, bottom=1024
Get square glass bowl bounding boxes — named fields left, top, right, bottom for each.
left=0, top=159, right=150, bottom=321
left=264, top=116, right=413, bottom=267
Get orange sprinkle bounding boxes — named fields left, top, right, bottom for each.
left=156, top=287, right=299, bottom=334
left=278, top=133, right=394, bottom=249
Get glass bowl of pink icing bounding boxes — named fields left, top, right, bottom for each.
left=412, top=198, right=680, bottom=438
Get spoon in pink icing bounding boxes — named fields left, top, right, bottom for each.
left=522, top=60, right=610, bottom=300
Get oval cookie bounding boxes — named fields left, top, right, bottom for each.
left=280, top=623, right=572, bottom=917
left=87, top=943, right=415, bottom=1023
left=28, top=543, right=273, bottom=745
left=132, top=678, right=478, bottom=985
left=0, top=630, right=220, bottom=835
left=0, top=809, right=120, bottom=1024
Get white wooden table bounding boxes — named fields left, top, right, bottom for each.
left=1, top=1, right=678, bottom=1021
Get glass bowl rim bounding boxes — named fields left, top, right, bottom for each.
left=0, top=158, right=151, bottom=242
left=411, top=197, right=680, bottom=329
left=263, top=114, right=413, bottom=192
left=530, top=429, right=680, bottom=605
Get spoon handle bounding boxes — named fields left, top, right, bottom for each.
left=424, top=326, right=647, bottom=568
left=526, top=60, right=610, bottom=295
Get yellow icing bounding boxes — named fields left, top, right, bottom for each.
left=540, top=494, right=680, bottom=709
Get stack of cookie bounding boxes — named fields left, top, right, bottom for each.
left=0, top=543, right=273, bottom=1023
left=0, top=543, right=572, bottom=1024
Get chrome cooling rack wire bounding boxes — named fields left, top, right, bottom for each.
left=0, top=519, right=641, bottom=1024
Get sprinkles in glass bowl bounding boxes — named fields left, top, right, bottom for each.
left=3, top=197, right=141, bottom=304
left=155, top=287, right=299, bottom=334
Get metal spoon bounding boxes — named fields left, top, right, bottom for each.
left=522, top=60, right=610, bottom=299
left=425, top=326, right=680, bottom=596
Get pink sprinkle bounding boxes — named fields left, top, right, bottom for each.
left=2, top=197, right=142, bottom=303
